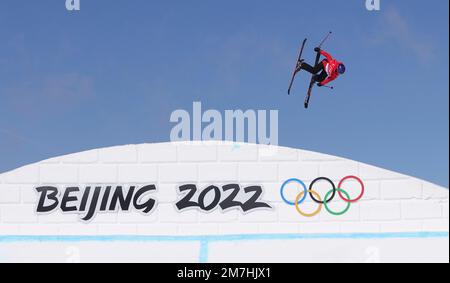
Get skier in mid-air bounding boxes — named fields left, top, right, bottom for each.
left=297, top=47, right=345, bottom=87
left=287, top=32, right=344, bottom=108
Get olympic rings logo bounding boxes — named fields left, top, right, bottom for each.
left=280, top=176, right=365, bottom=217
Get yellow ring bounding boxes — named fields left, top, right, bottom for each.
left=295, top=190, right=323, bottom=217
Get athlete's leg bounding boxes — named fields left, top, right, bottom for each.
left=299, top=61, right=324, bottom=74
left=312, top=60, right=325, bottom=74
left=314, top=70, right=328, bottom=83
left=298, top=62, right=313, bottom=73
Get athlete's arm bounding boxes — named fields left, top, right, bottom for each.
left=320, top=50, right=333, bottom=61
left=318, top=75, right=335, bottom=86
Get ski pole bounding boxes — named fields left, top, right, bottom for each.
left=322, top=85, right=334, bottom=90
left=318, top=31, right=332, bottom=49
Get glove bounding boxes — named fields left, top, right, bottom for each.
left=316, top=82, right=322, bottom=87
left=314, top=47, right=321, bottom=52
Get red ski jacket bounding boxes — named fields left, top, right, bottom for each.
left=319, top=50, right=342, bottom=86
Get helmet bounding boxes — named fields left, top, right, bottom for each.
left=338, top=63, right=346, bottom=74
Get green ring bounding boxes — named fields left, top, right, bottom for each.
left=323, top=188, right=351, bottom=216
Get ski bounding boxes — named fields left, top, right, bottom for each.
left=288, top=38, right=307, bottom=95
left=304, top=50, right=321, bottom=109
left=304, top=31, right=332, bottom=109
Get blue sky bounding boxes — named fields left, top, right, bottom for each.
left=0, top=0, right=448, bottom=187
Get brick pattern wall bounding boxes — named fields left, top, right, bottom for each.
left=0, top=141, right=448, bottom=236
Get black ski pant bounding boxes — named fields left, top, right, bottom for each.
left=300, top=60, right=328, bottom=82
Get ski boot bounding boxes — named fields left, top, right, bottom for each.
left=295, top=59, right=305, bottom=73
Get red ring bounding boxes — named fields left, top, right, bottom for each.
left=338, top=176, right=365, bottom=203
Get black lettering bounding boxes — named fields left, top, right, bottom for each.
left=82, top=186, right=102, bottom=221
left=61, top=187, right=79, bottom=212
left=220, top=184, right=242, bottom=210
left=198, top=185, right=221, bottom=211
left=100, top=186, right=112, bottom=211
left=133, top=185, right=157, bottom=213
left=36, top=186, right=59, bottom=213
left=241, top=186, right=272, bottom=212
left=109, top=186, right=135, bottom=211
left=79, top=186, right=91, bottom=212
left=176, top=184, right=198, bottom=210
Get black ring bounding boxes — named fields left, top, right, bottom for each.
left=309, top=177, right=336, bottom=204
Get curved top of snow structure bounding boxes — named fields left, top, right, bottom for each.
left=0, top=141, right=448, bottom=237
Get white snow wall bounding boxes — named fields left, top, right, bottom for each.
left=0, top=141, right=448, bottom=263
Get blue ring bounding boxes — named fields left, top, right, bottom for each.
left=280, top=178, right=307, bottom=206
